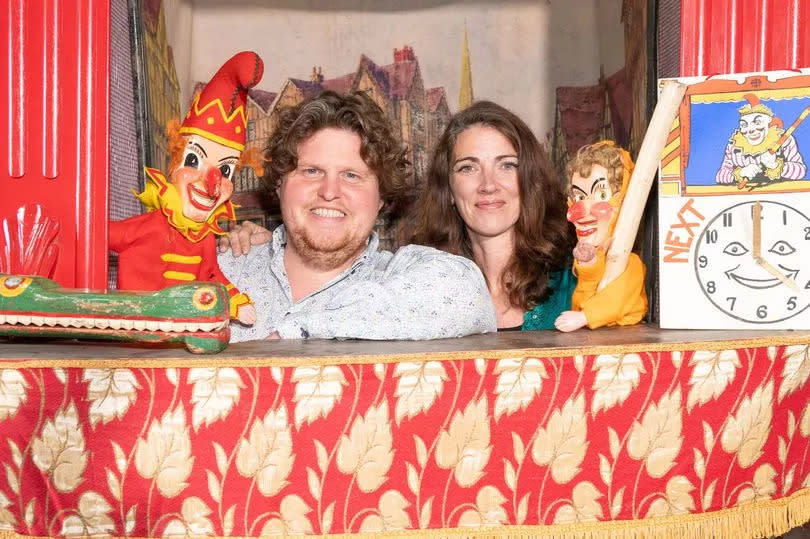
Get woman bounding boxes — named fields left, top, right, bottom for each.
left=408, top=101, right=575, bottom=330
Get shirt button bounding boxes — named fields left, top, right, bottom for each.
left=532, top=314, right=537, bottom=319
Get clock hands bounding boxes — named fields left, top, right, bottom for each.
left=756, top=258, right=801, bottom=291
left=751, top=200, right=800, bottom=292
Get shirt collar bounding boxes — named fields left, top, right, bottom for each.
left=271, top=224, right=288, bottom=251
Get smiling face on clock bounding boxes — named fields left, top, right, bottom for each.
left=694, top=201, right=810, bottom=323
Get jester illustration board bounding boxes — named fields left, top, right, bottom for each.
left=658, top=69, right=810, bottom=329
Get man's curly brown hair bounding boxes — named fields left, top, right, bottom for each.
left=264, top=91, right=411, bottom=214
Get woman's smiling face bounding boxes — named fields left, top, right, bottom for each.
left=449, top=125, right=521, bottom=241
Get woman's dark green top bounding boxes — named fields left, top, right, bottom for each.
left=520, top=269, right=577, bottom=330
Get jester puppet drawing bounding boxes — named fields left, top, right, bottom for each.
left=109, top=51, right=263, bottom=325
left=715, top=93, right=807, bottom=190
left=554, top=141, right=648, bottom=332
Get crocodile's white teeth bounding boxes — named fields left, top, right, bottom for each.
left=0, top=315, right=228, bottom=333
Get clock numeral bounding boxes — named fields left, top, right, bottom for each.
left=787, top=297, right=797, bottom=311
left=706, top=230, right=718, bottom=244
left=726, top=297, right=736, bottom=311
left=783, top=210, right=788, bottom=225
left=723, top=212, right=732, bottom=227
left=698, top=255, right=708, bottom=268
left=707, top=281, right=716, bottom=294
left=804, top=226, right=810, bottom=240
left=757, top=305, right=768, bottom=319
left=805, top=280, right=810, bottom=290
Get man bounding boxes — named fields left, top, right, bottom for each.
left=715, top=94, right=806, bottom=186
left=554, top=141, right=647, bottom=332
left=217, top=91, right=496, bottom=341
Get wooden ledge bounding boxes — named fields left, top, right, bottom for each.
left=1, top=325, right=809, bottom=367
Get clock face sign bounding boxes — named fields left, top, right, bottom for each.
left=694, top=201, right=810, bottom=323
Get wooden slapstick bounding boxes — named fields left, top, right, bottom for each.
left=597, top=80, right=687, bottom=291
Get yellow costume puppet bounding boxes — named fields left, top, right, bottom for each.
left=109, top=51, right=264, bottom=325
left=554, top=141, right=647, bottom=332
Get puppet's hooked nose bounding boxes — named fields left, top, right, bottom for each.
left=204, top=166, right=222, bottom=197
left=567, top=201, right=586, bottom=223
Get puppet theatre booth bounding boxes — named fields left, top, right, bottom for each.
left=1, top=0, right=810, bottom=537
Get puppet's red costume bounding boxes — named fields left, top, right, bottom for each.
left=109, top=51, right=263, bottom=319
left=109, top=168, right=249, bottom=318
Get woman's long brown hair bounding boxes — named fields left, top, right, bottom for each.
left=408, top=101, right=574, bottom=310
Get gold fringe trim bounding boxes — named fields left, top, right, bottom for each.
left=1, top=488, right=809, bottom=539
left=1, top=333, right=809, bottom=370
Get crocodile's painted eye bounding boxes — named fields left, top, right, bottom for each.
left=193, top=287, right=218, bottom=311
left=0, top=276, right=32, bottom=297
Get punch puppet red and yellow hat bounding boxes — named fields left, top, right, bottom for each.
left=179, top=51, right=264, bottom=152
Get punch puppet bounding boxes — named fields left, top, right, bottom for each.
left=715, top=94, right=807, bottom=189
left=109, top=51, right=263, bottom=325
left=554, top=141, right=647, bottom=332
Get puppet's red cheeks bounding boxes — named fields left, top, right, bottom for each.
left=590, top=201, right=612, bottom=219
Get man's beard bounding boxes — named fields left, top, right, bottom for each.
left=285, top=223, right=368, bottom=272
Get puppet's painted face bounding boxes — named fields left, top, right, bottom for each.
left=739, top=112, right=770, bottom=147
left=567, top=164, right=616, bottom=248
left=172, top=135, right=238, bottom=222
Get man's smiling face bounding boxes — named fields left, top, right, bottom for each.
left=278, top=127, right=383, bottom=270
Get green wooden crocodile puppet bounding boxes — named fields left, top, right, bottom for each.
left=0, top=274, right=230, bottom=354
